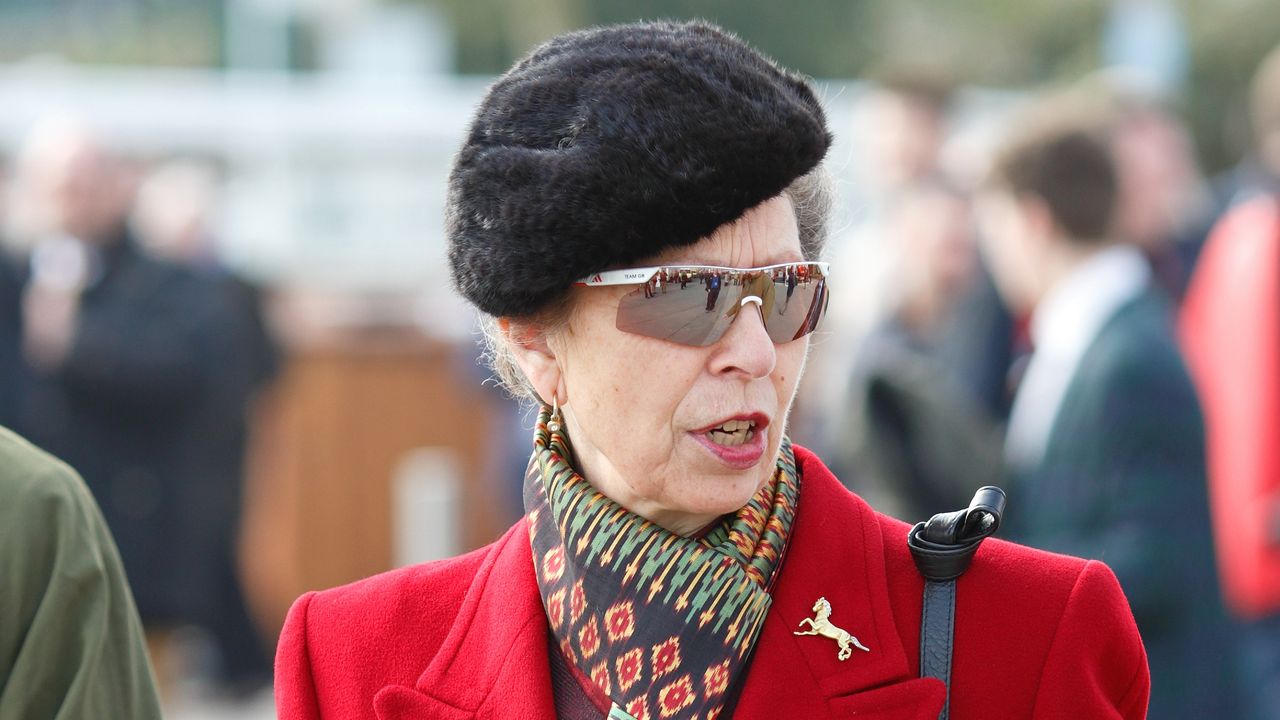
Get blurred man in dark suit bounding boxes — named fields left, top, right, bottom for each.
left=132, top=160, right=280, bottom=696
left=4, top=120, right=225, bottom=650
left=977, top=107, right=1234, bottom=718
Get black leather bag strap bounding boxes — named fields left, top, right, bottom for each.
left=919, top=579, right=956, bottom=713
left=907, top=486, right=1006, bottom=720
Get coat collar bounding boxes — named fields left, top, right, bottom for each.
left=373, top=521, right=557, bottom=719
left=373, top=446, right=943, bottom=719
left=734, top=446, right=944, bottom=718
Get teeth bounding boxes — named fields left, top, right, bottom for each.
left=708, top=428, right=755, bottom=447
left=704, top=418, right=760, bottom=447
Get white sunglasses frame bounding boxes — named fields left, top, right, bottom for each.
left=573, top=261, right=830, bottom=287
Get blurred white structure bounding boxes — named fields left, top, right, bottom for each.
left=393, top=447, right=462, bottom=567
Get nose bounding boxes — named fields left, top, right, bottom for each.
left=708, top=301, right=776, bottom=379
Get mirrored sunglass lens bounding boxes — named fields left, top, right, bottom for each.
left=615, top=265, right=828, bottom=346
left=764, top=275, right=826, bottom=343
left=615, top=270, right=735, bottom=346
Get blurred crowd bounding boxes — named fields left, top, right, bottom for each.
left=0, top=120, right=279, bottom=703
left=792, top=47, right=1280, bottom=719
left=2, top=34, right=1280, bottom=720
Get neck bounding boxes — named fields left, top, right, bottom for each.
left=1032, top=237, right=1113, bottom=308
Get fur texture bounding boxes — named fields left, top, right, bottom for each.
left=446, top=20, right=832, bottom=317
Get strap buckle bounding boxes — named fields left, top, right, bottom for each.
left=907, top=486, right=1006, bottom=582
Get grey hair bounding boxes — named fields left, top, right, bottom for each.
left=476, top=165, right=835, bottom=403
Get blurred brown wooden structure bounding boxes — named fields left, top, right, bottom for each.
left=237, top=317, right=507, bottom=639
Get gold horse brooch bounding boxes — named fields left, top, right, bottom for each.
left=794, top=597, right=871, bottom=661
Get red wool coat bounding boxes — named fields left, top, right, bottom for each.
left=276, top=446, right=1149, bottom=719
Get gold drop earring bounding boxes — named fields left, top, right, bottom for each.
left=548, top=396, right=563, bottom=434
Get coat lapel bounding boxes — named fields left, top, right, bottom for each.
left=735, top=447, right=945, bottom=719
left=374, top=520, right=557, bottom=720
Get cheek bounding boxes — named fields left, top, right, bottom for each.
left=772, top=342, right=808, bottom=406
left=566, top=332, right=702, bottom=452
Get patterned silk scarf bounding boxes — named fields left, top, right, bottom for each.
left=525, top=405, right=799, bottom=720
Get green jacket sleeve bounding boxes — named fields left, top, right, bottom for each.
left=0, top=428, right=163, bottom=720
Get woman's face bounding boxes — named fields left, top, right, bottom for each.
left=546, top=194, right=810, bottom=536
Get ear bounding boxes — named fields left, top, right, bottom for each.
left=498, top=317, right=566, bottom=406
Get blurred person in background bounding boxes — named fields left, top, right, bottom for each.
left=803, top=71, right=958, bottom=438
left=827, top=179, right=1003, bottom=522
left=0, top=425, right=163, bottom=719
left=275, top=21, right=1149, bottom=720
left=1, top=119, right=229, bottom=688
left=1214, top=44, right=1280, bottom=210
left=131, top=160, right=281, bottom=697
left=802, top=70, right=1016, bottom=472
left=859, top=70, right=953, bottom=195
left=862, top=71, right=1019, bottom=424
left=1080, top=76, right=1213, bottom=301
left=977, top=106, right=1233, bottom=718
left=1180, top=43, right=1280, bottom=720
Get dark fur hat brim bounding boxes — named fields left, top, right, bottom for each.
left=447, top=20, right=831, bottom=317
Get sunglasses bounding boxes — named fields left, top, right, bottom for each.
left=574, top=261, right=830, bottom=347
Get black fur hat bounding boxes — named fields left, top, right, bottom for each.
left=446, top=20, right=832, bottom=317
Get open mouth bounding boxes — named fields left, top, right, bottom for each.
left=706, top=419, right=756, bottom=447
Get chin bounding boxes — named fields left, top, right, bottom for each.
left=699, top=473, right=772, bottom=514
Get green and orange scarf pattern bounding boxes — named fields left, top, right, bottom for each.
left=525, top=404, right=799, bottom=720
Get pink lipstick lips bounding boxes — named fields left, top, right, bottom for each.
left=691, top=413, right=770, bottom=469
